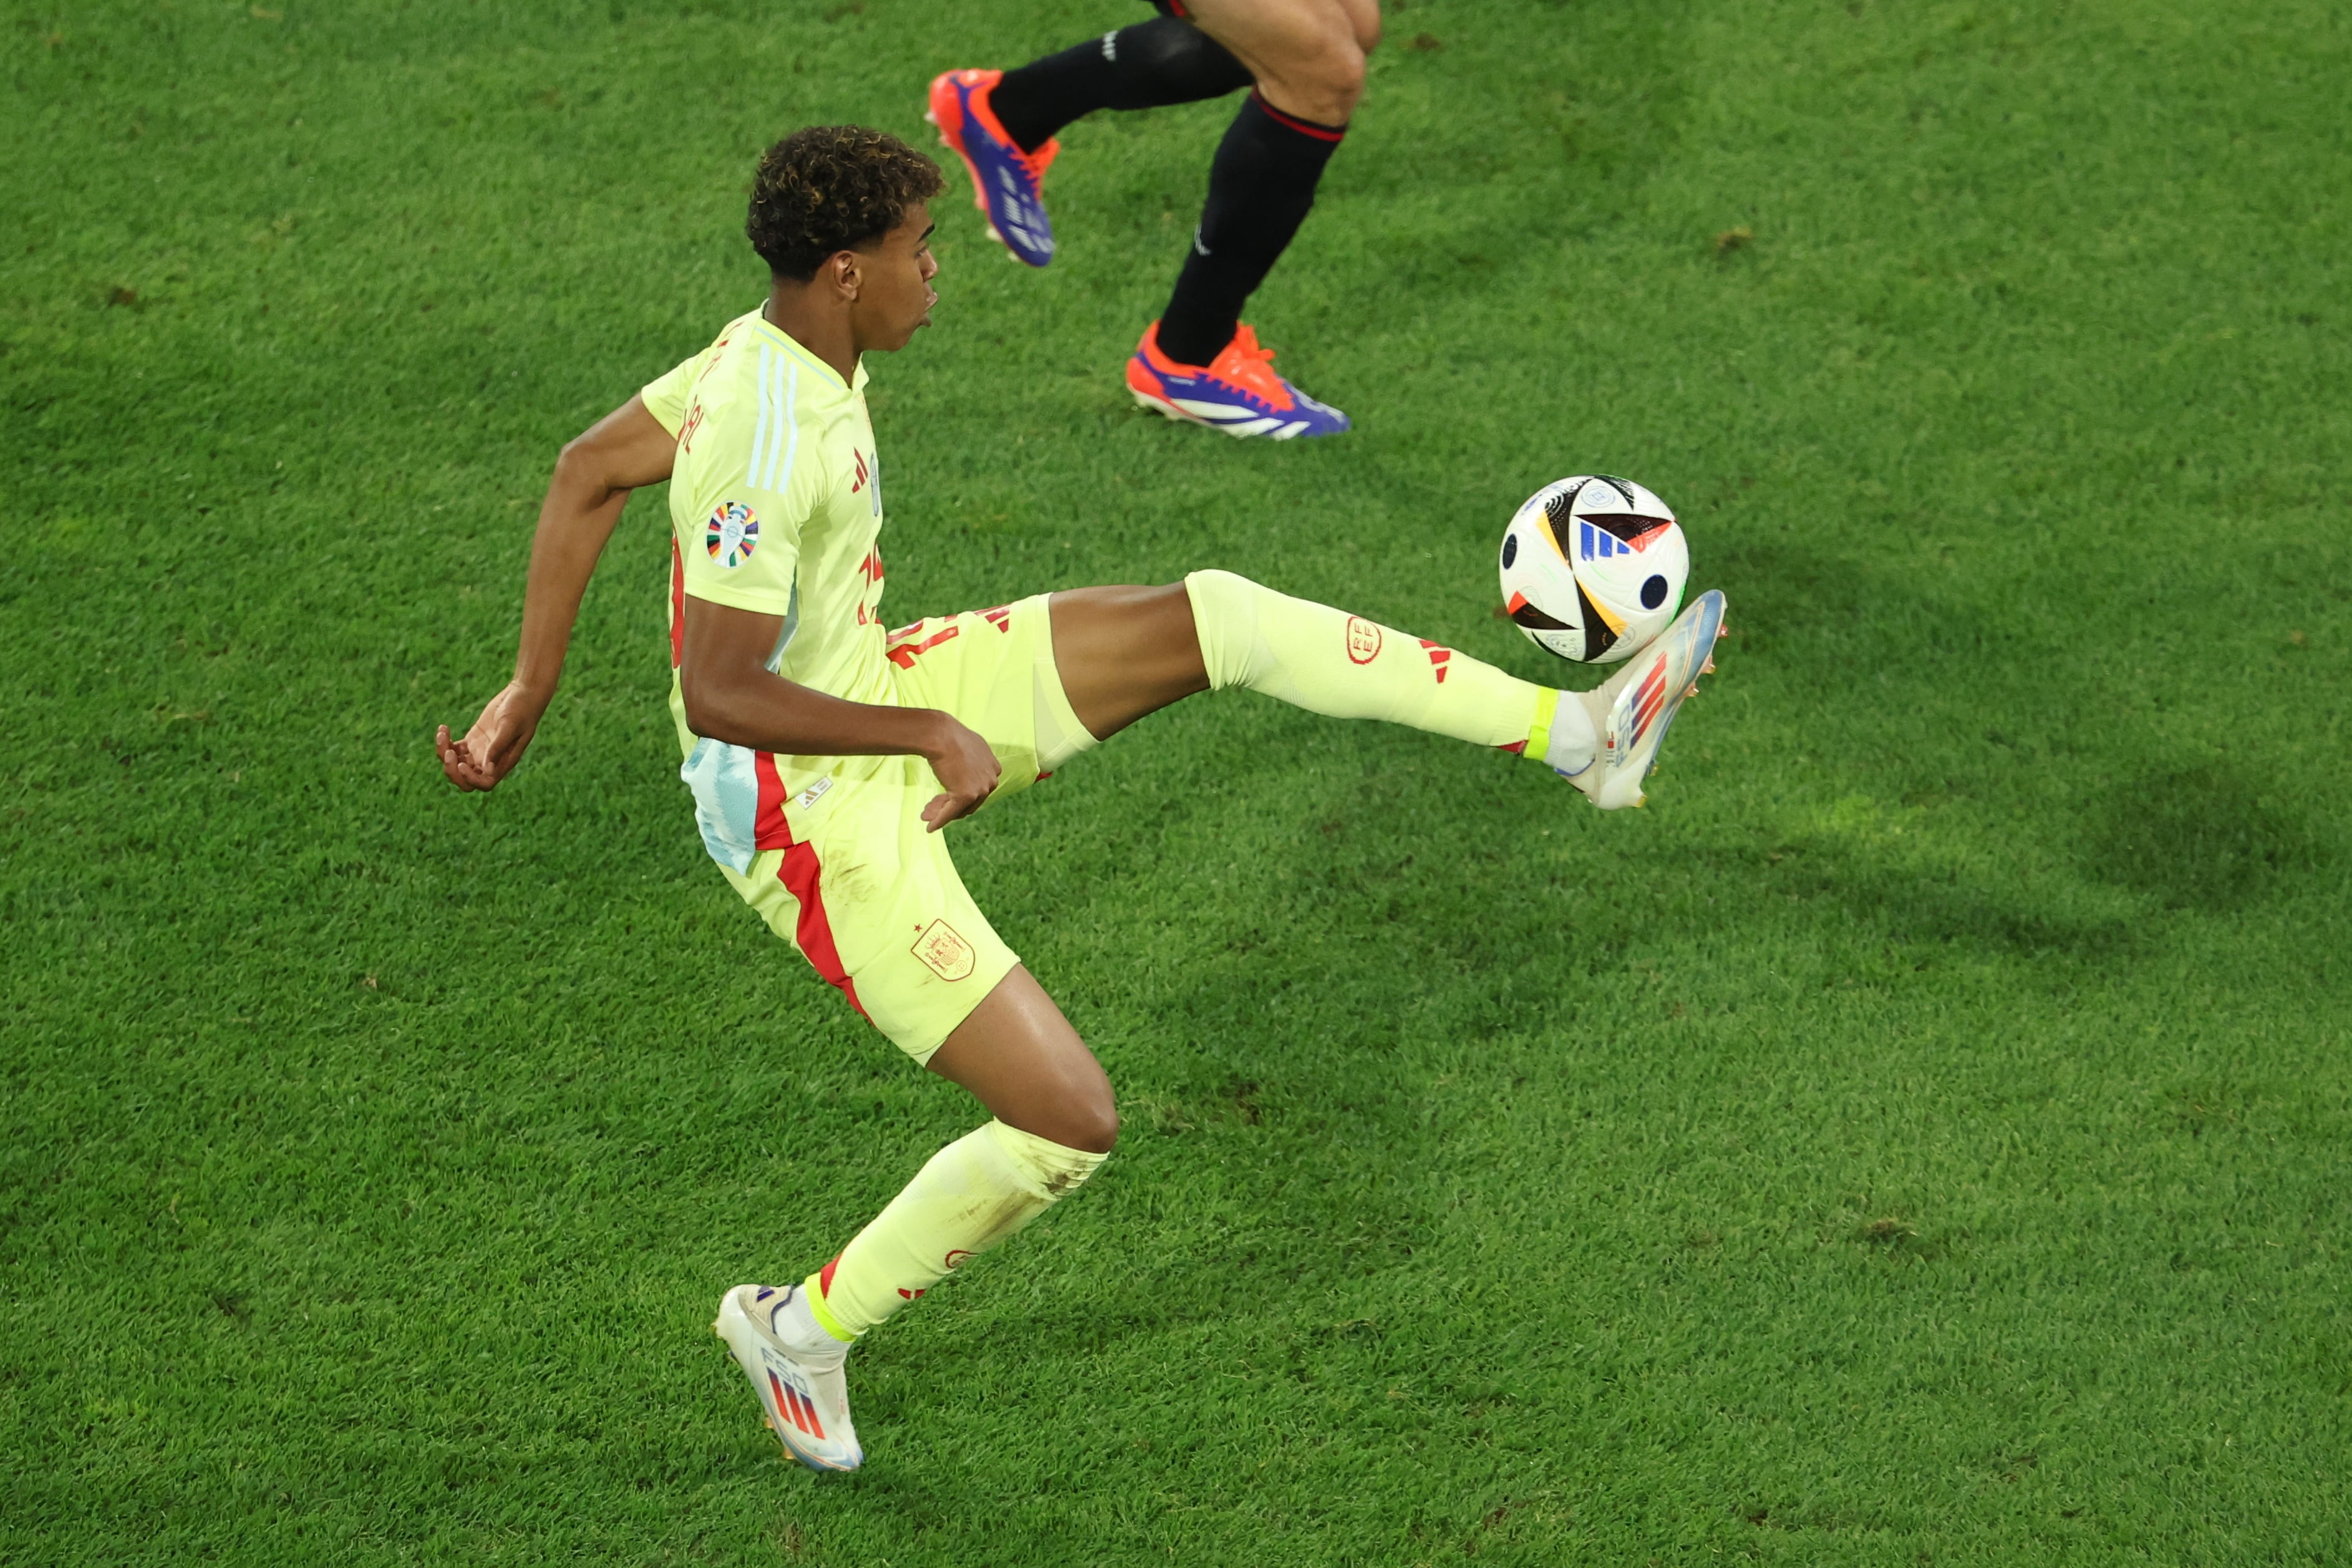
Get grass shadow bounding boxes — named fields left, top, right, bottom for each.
left=2076, top=765, right=2333, bottom=912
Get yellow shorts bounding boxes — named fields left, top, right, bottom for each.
left=700, top=594, right=1095, bottom=1063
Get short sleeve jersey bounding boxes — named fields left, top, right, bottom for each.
left=641, top=308, right=891, bottom=758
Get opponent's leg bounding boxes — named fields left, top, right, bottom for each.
left=1187, top=0, right=1382, bottom=127
left=929, top=20, right=1251, bottom=270
left=1115, top=0, right=1372, bottom=437
left=989, top=17, right=1255, bottom=153
left=1123, top=95, right=1355, bottom=438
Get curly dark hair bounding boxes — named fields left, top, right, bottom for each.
left=746, top=126, right=946, bottom=281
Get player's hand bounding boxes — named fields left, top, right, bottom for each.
left=919, top=714, right=1000, bottom=832
left=437, top=681, right=548, bottom=793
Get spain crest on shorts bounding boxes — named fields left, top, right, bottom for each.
left=706, top=500, right=758, bottom=568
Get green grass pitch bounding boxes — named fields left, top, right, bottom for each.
left=4, top=0, right=2349, bottom=1561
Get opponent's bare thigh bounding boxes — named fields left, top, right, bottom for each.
left=1182, top=0, right=1380, bottom=123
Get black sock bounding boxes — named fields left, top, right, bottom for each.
left=990, top=17, right=1253, bottom=153
left=1157, top=92, right=1345, bottom=367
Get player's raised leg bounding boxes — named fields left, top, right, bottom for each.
left=1045, top=574, right=1725, bottom=810
left=715, top=967, right=1113, bottom=1474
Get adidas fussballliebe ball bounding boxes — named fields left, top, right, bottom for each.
left=1499, top=474, right=1690, bottom=663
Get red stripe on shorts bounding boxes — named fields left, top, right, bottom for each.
left=752, top=751, right=791, bottom=850
left=777, top=836, right=869, bottom=1020
left=885, top=622, right=962, bottom=669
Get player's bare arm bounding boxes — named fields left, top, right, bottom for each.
left=677, top=594, right=1002, bottom=832
left=435, top=394, right=678, bottom=792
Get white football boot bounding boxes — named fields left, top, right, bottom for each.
left=1556, top=589, right=1726, bottom=810
left=712, top=1283, right=863, bottom=1473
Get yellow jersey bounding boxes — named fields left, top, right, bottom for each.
left=639, top=306, right=895, bottom=872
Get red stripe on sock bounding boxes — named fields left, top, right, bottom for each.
left=1251, top=89, right=1347, bottom=142
left=818, top=1254, right=840, bottom=1299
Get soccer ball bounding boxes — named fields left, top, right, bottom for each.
left=1498, top=474, right=1689, bottom=663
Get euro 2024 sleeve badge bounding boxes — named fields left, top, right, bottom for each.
left=707, top=501, right=759, bottom=568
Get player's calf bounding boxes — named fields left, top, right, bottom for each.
left=1181, top=570, right=1727, bottom=810
left=715, top=1117, right=1108, bottom=1468
left=987, top=18, right=1254, bottom=152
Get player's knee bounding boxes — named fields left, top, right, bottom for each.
left=1060, top=1091, right=1120, bottom=1155
left=1282, top=52, right=1365, bottom=123
left=1184, top=569, right=1264, bottom=694
left=1319, top=50, right=1368, bottom=122
left=1258, top=16, right=1365, bottom=124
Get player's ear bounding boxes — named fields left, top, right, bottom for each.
left=831, top=249, right=861, bottom=302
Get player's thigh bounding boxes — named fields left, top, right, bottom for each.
left=1331, top=0, right=1380, bottom=54
left=725, top=768, right=1020, bottom=1063
left=888, top=601, right=1052, bottom=789
left=1047, top=583, right=1209, bottom=743
left=1181, top=0, right=1371, bottom=116
left=925, top=966, right=1118, bottom=1153
left=1181, top=0, right=1365, bottom=61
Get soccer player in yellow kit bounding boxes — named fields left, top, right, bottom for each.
left=437, top=126, right=1725, bottom=1473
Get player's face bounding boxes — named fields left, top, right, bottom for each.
left=852, top=206, right=938, bottom=354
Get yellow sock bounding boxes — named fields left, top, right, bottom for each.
left=802, top=1120, right=1107, bottom=1341
left=1184, top=569, right=1594, bottom=770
